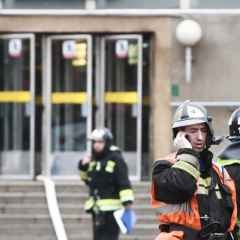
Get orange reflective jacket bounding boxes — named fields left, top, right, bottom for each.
left=151, top=162, right=237, bottom=232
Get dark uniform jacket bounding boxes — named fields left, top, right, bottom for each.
left=79, top=146, right=134, bottom=212
left=218, top=141, right=240, bottom=219
left=152, top=148, right=236, bottom=236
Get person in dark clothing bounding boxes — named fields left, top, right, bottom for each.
left=151, top=101, right=237, bottom=240
left=79, top=128, right=134, bottom=240
left=217, top=107, right=240, bottom=235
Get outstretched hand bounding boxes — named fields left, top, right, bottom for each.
left=81, top=155, right=91, bottom=165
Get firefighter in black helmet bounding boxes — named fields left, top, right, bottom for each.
left=218, top=107, right=240, bottom=229
left=78, top=128, right=134, bottom=240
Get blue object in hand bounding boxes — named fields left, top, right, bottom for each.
left=114, top=208, right=137, bottom=234
left=121, top=208, right=136, bottom=233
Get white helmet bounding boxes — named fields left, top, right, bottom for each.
left=89, top=128, right=113, bottom=142
left=172, top=100, right=214, bottom=147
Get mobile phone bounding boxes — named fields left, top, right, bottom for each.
left=185, top=134, right=190, bottom=142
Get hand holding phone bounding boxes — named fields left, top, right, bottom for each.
left=173, top=131, right=192, bottom=150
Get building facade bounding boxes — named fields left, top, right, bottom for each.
left=0, top=0, right=239, bottom=180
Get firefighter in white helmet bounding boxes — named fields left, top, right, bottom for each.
left=151, top=101, right=237, bottom=240
left=79, top=128, right=134, bottom=240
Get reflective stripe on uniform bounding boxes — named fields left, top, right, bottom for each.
left=84, top=198, right=122, bottom=211
left=105, top=160, right=116, bottom=173
left=197, top=186, right=208, bottom=195
left=198, top=177, right=211, bottom=187
left=197, top=177, right=222, bottom=199
left=84, top=197, right=95, bottom=211
left=119, top=189, right=134, bottom=202
left=96, top=162, right=101, bottom=171
left=80, top=170, right=88, bottom=181
left=217, top=158, right=240, bottom=167
left=197, top=185, right=222, bottom=199
left=156, top=202, right=193, bottom=215
left=173, top=161, right=200, bottom=180
left=89, top=161, right=96, bottom=171
left=97, top=199, right=122, bottom=211
left=151, top=162, right=237, bottom=231
left=197, top=177, right=210, bottom=195
left=212, top=164, right=237, bottom=231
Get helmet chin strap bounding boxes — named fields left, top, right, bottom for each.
left=199, top=149, right=213, bottom=173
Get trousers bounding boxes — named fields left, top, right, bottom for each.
left=92, top=211, right=120, bottom=240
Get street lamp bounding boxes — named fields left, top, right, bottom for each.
left=176, top=19, right=203, bottom=83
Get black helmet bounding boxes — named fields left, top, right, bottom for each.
left=172, top=100, right=214, bottom=147
left=228, top=107, right=240, bottom=141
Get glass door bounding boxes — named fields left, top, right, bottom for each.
left=43, top=35, right=92, bottom=178
left=0, top=34, right=35, bottom=178
left=100, top=35, right=143, bottom=180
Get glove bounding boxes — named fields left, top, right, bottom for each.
left=78, top=155, right=91, bottom=170
left=174, top=131, right=192, bottom=150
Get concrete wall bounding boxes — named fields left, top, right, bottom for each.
left=171, top=15, right=240, bottom=156
left=172, top=15, right=240, bottom=102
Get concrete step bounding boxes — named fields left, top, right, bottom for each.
left=62, top=219, right=157, bottom=236
left=69, top=236, right=157, bottom=240
left=64, top=224, right=159, bottom=239
left=0, top=204, right=49, bottom=214
left=0, top=181, right=155, bottom=240
left=0, top=186, right=44, bottom=193
left=55, top=181, right=151, bottom=194
left=0, top=181, right=56, bottom=240
left=57, top=203, right=156, bottom=215
left=57, top=181, right=155, bottom=240
left=57, top=193, right=150, bottom=205
left=62, top=213, right=157, bottom=225
left=65, top=234, right=158, bottom=240
left=0, top=214, right=52, bottom=224
left=0, top=236, right=57, bottom=240
left=0, top=192, right=46, bottom=204
left=0, top=224, right=55, bottom=235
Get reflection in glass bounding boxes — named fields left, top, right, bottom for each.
left=2, top=0, right=85, bottom=9
left=0, top=38, right=31, bottom=175
left=104, top=38, right=139, bottom=177
left=192, top=0, right=240, bottom=8
left=50, top=39, right=88, bottom=176
left=97, top=0, right=178, bottom=8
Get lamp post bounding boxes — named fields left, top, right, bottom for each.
left=176, top=19, right=203, bottom=83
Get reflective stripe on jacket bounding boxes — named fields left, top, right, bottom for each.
left=151, top=162, right=237, bottom=232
